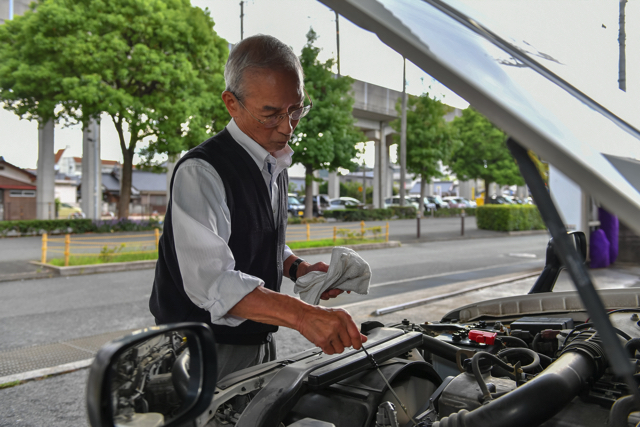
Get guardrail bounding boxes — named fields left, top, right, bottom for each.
left=286, top=221, right=389, bottom=244
left=41, top=230, right=160, bottom=266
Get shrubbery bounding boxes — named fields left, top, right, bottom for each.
left=432, top=208, right=476, bottom=218
left=0, top=218, right=162, bottom=237
left=287, top=217, right=327, bottom=225
left=323, top=208, right=394, bottom=222
left=476, top=205, right=545, bottom=231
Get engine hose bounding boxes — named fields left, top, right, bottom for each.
left=608, top=395, right=640, bottom=427
left=433, top=332, right=606, bottom=427
left=625, top=338, right=640, bottom=359
left=497, top=336, right=528, bottom=348
left=471, top=352, right=517, bottom=402
left=498, top=348, right=541, bottom=373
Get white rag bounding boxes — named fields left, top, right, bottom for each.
left=293, top=247, right=371, bottom=305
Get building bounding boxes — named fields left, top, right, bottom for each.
left=98, top=168, right=167, bottom=216
left=54, top=147, right=119, bottom=177
left=0, top=157, right=37, bottom=220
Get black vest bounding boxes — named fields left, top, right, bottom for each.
left=149, top=128, right=288, bottom=345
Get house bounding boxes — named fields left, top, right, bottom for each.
left=98, top=167, right=167, bottom=216
left=0, top=157, right=37, bottom=220
left=54, top=147, right=120, bottom=177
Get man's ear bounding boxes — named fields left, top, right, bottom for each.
left=222, top=91, right=239, bottom=117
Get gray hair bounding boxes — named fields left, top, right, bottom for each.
left=224, top=34, right=304, bottom=100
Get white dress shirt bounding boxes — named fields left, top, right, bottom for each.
left=171, top=119, right=294, bottom=327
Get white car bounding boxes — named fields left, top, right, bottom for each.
left=383, top=196, right=420, bottom=211
left=327, top=196, right=365, bottom=210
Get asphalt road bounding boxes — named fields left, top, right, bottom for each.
left=0, top=232, right=549, bottom=426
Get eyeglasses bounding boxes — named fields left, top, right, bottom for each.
left=232, top=88, right=313, bottom=129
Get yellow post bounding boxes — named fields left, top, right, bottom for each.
left=41, top=233, right=48, bottom=264
left=64, top=234, right=71, bottom=267
left=385, top=222, right=389, bottom=242
left=306, top=223, right=311, bottom=241
left=361, top=220, right=365, bottom=238
left=333, top=226, right=337, bottom=244
left=154, top=228, right=160, bottom=250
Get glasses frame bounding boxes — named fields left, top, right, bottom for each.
left=232, top=88, right=313, bottom=129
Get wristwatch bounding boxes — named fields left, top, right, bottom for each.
left=289, top=258, right=305, bottom=282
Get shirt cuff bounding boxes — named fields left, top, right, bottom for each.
left=284, top=244, right=294, bottom=262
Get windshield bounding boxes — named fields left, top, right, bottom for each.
left=288, top=196, right=301, bottom=205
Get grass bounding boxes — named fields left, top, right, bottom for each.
left=48, top=251, right=158, bottom=266
left=0, top=380, right=21, bottom=389
left=287, top=238, right=386, bottom=250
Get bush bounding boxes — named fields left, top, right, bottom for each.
left=389, top=206, right=416, bottom=219
left=476, top=205, right=545, bottom=231
left=432, top=208, right=476, bottom=218
left=323, top=208, right=394, bottom=222
left=0, top=218, right=162, bottom=237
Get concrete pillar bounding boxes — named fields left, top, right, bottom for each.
left=459, top=180, right=474, bottom=200
left=386, top=140, right=394, bottom=199
left=328, top=171, right=340, bottom=199
left=81, top=119, right=102, bottom=219
left=373, top=123, right=388, bottom=208
left=36, top=119, right=55, bottom=220
left=312, top=170, right=320, bottom=195
left=516, top=186, right=528, bottom=200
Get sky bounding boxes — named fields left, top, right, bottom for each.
left=0, top=0, right=638, bottom=170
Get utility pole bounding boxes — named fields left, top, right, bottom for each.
left=240, top=1, right=244, bottom=41
left=399, top=58, right=408, bottom=206
left=619, top=0, right=627, bottom=91
left=335, top=11, right=341, bottom=76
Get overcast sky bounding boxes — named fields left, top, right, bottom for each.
left=1, top=0, right=638, bottom=169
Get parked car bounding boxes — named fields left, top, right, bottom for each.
left=458, top=197, right=477, bottom=208
left=428, top=195, right=450, bottom=209
left=58, top=203, right=84, bottom=219
left=442, top=196, right=466, bottom=208
left=299, top=194, right=331, bottom=217
left=87, top=0, right=640, bottom=426
left=287, top=194, right=305, bottom=218
left=486, top=195, right=515, bottom=205
left=327, top=196, right=365, bottom=210
left=383, top=196, right=420, bottom=211
left=408, top=195, right=437, bottom=212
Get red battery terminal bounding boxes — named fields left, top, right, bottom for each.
left=468, top=330, right=497, bottom=345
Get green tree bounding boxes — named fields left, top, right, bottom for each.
left=0, top=0, right=228, bottom=218
left=293, top=29, right=363, bottom=218
left=449, top=107, right=524, bottom=199
left=391, top=93, right=457, bottom=212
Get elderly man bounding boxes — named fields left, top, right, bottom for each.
left=150, top=34, right=366, bottom=379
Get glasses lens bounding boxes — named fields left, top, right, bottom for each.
left=291, top=105, right=311, bottom=121
left=263, top=115, right=285, bottom=128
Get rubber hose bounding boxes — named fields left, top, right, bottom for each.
left=498, top=348, right=540, bottom=373
left=624, top=338, right=640, bottom=358
left=498, top=336, right=528, bottom=348
left=608, top=395, right=640, bottom=427
left=433, top=351, right=597, bottom=427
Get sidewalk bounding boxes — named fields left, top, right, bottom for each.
left=2, top=264, right=638, bottom=386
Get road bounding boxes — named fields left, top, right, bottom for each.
left=0, top=232, right=549, bottom=426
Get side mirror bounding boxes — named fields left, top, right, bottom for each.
left=529, top=231, right=587, bottom=294
left=86, top=323, right=217, bottom=427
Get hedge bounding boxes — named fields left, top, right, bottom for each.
left=476, top=205, right=546, bottom=231
left=323, top=208, right=394, bottom=222
left=0, top=218, right=162, bottom=237
left=431, top=208, right=476, bottom=218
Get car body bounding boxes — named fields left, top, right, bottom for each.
left=408, top=195, right=437, bottom=212
left=287, top=194, right=305, bottom=218
left=383, top=196, right=420, bottom=211
left=58, top=203, right=84, bottom=219
left=327, top=196, right=365, bottom=210
left=442, top=196, right=466, bottom=208
left=428, top=195, right=450, bottom=209
left=299, top=194, right=331, bottom=217
left=87, top=0, right=640, bottom=426
left=485, top=195, right=514, bottom=205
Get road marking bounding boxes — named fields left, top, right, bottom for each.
left=369, top=260, right=540, bottom=289
left=508, top=253, right=537, bottom=258
left=0, top=358, right=93, bottom=386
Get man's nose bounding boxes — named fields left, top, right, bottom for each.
left=278, top=114, right=297, bottom=134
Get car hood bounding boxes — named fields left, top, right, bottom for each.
left=319, top=0, right=640, bottom=236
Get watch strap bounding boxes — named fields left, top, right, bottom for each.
left=289, top=258, right=305, bottom=282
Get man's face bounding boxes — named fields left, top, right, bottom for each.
left=222, top=68, right=304, bottom=154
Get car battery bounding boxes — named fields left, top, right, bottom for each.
left=510, top=317, right=574, bottom=335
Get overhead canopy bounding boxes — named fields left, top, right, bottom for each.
left=320, top=0, right=640, bottom=234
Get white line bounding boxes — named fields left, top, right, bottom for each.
left=0, top=358, right=94, bottom=386
left=369, top=260, right=540, bottom=288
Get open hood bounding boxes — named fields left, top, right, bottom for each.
left=319, top=0, right=640, bottom=235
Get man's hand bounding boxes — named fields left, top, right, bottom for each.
left=296, top=305, right=367, bottom=355
left=297, top=260, right=329, bottom=277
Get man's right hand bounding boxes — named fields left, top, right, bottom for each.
left=296, top=305, right=367, bottom=355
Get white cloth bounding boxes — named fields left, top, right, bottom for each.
left=172, top=119, right=294, bottom=327
left=294, top=247, right=372, bottom=305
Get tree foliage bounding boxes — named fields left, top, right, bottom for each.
left=0, top=0, right=228, bottom=218
left=449, top=108, right=524, bottom=197
left=293, top=28, right=363, bottom=217
left=391, top=92, right=457, bottom=208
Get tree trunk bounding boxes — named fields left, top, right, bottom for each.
left=420, top=173, right=427, bottom=215
left=119, top=149, right=134, bottom=219
left=484, top=179, right=491, bottom=203
left=304, top=165, right=314, bottom=219
left=619, top=0, right=627, bottom=91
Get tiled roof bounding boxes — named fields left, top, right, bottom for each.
left=131, top=170, right=166, bottom=192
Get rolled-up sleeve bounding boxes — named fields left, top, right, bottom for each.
left=171, top=159, right=262, bottom=327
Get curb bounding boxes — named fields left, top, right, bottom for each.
left=0, top=358, right=93, bottom=386
left=372, top=270, right=541, bottom=316
left=508, top=229, right=549, bottom=236
left=30, top=260, right=157, bottom=276
left=0, top=270, right=56, bottom=283
left=293, top=241, right=401, bottom=256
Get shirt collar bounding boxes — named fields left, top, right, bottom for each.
left=226, top=119, right=294, bottom=171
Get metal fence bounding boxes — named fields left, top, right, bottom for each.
left=41, top=230, right=160, bottom=266
left=286, top=221, right=389, bottom=244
